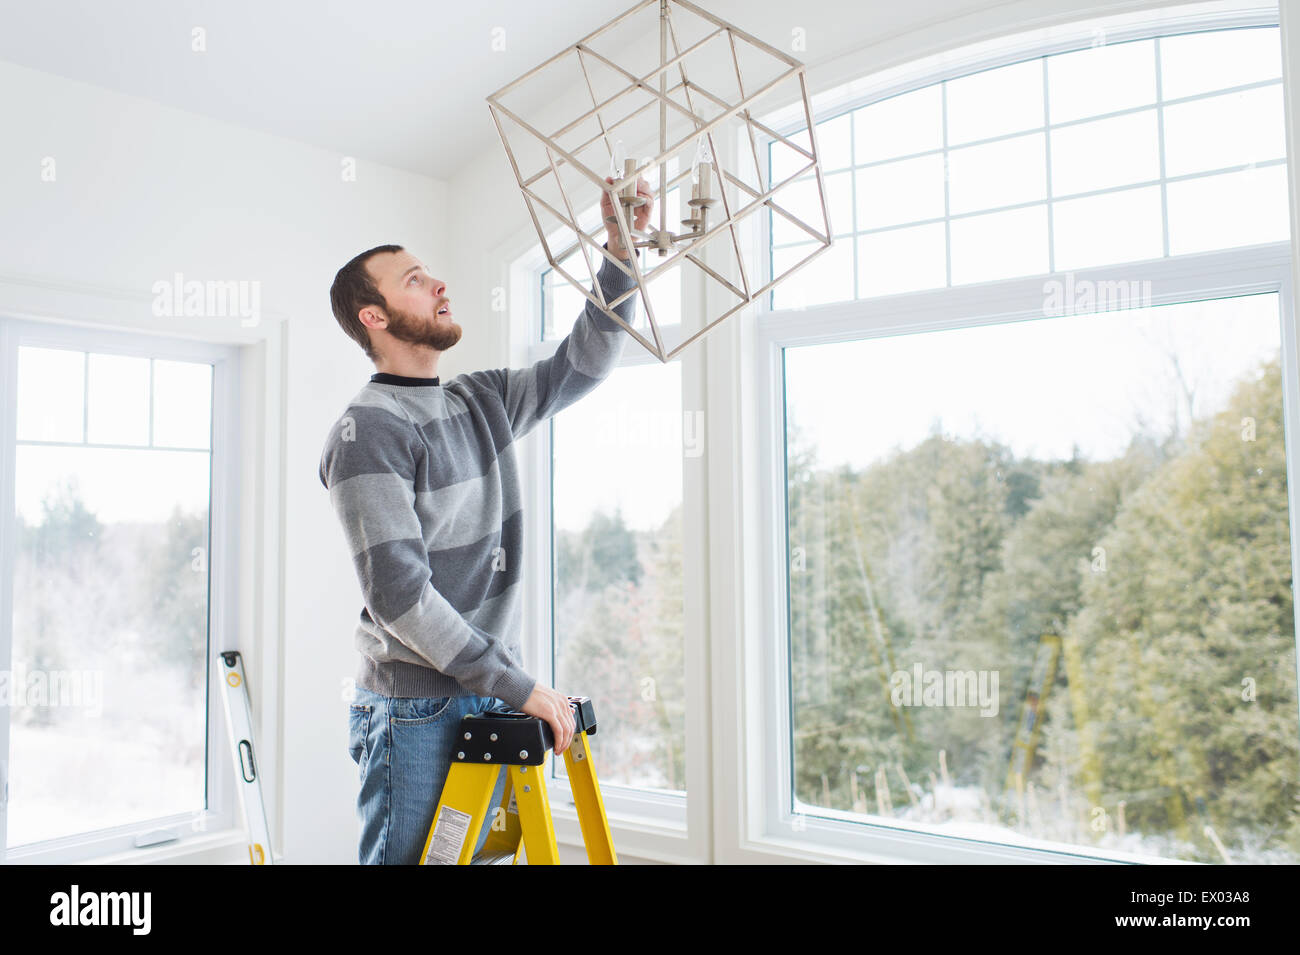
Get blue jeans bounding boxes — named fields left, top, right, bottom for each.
left=348, top=686, right=511, bottom=865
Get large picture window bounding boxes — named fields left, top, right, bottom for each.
left=783, top=291, right=1296, bottom=863
left=766, top=22, right=1298, bottom=863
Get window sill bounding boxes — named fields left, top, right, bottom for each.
left=550, top=804, right=699, bottom=865
left=72, top=829, right=267, bottom=866
left=735, top=825, right=1202, bottom=866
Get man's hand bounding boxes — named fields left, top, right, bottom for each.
left=520, top=682, right=576, bottom=755
left=601, top=175, right=654, bottom=261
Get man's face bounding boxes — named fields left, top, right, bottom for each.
left=364, top=250, right=460, bottom=353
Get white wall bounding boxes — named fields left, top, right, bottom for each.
left=0, top=57, right=446, bottom=864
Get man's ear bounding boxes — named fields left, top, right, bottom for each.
left=359, top=306, right=386, bottom=331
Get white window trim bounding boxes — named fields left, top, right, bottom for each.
left=0, top=273, right=286, bottom=866
left=729, top=5, right=1298, bottom=864
left=493, top=220, right=715, bottom=864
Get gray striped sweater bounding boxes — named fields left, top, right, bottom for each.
left=319, top=250, right=638, bottom=710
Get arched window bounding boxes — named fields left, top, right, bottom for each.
left=766, top=26, right=1286, bottom=308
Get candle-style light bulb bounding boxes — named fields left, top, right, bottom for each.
left=691, top=135, right=713, bottom=200
left=609, top=138, right=626, bottom=180
left=606, top=138, right=634, bottom=231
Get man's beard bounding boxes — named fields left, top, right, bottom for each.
left=383, top=301, right=462, bottom=352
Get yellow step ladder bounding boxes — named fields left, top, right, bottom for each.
left=419, top=696, right=617, bottom=865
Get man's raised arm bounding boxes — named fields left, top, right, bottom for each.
left=484, top=246, right=639, bottom=441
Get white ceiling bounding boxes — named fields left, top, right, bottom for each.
left=0, top=0, right=1010, bottom=180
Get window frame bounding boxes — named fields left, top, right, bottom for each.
left=743, top=11, right=1300, bottom=864
left=529, top=256, right=683, bottom=820
left=752, top=244, right=1297, bottom=864
left=508, top=224, right=714, bottom=863
left=0, top=317, right=243, bottom=863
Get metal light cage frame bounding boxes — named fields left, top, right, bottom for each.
left=486, top=0, right=833, bottom=362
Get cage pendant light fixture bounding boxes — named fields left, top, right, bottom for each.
left=486, top=0, right=832, bottom=362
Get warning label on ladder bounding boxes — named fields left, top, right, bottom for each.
left=424, top=806, right=472, bottom=865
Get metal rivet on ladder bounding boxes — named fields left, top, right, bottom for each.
left=524, top=785, right=531, bottom=792
left=519, top=750, right=528, bottom=760
left=463, top=732, right=471, bottom=740
left=490, top=733, right=498, bottom=741
left=457, top=752, right=465, bottom=760
left=483, top=752, right=492, bottom=760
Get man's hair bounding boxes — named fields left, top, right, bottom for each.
left=330, top=244, right=404, bottom=360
